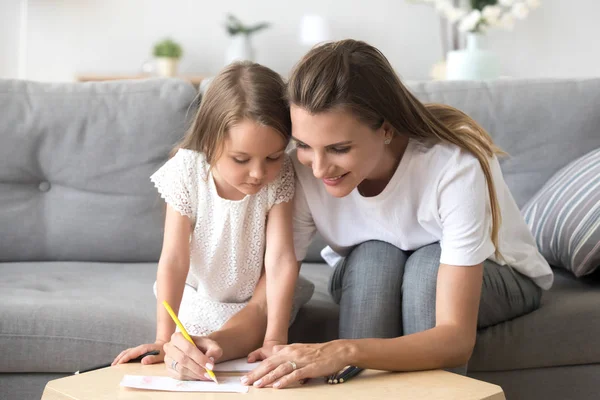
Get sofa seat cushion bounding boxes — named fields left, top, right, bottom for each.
left=470, top=269, right=600, bottom=371
left=0, top=262, right=157, bottom=373
left=289, top=263, right=339, bottom=343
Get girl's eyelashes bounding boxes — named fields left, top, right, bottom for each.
left=232, top=155, right=282, bottom=164
left=295, top=141, right=309, bottom=149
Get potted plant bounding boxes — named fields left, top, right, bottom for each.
left=224, top=14, right=270, bottom=65
left=153, top=38, right=183, bottom=77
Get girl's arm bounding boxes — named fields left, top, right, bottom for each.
left=112, top=204, right=192, bottom=365
left=243, top=262, right=483, bottom=388
left=263, top=199, right=300, bottom=346
left=155, top=204, right=193, bottom=343
left=207, top=270, right=268, bottom=361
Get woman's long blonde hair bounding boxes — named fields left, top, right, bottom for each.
left=174, top=61, right=291, bottom=164
left=288, top=40, right=505, bottom=257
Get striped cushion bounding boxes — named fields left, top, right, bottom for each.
left=522, top=148, right=600, bottom=277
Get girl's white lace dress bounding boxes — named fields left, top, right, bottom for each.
left=150, top=149, right=295, bottom=336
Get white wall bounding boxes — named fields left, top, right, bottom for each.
left=5, top=0, right=600, bottom=82
left=0, top=0, right=24, bottom=78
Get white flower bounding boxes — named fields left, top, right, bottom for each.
left=499, top=13, right=516, bottom=30
left=458, top=9, right=482, bottom=32
left=445, top=7, right=467, bottom=23
left=482, top=5, right=503, bottom=25
left=525, top=0, right=541, bottom=9
left=499, top=0, right=516, bottom=6
left=512, top=3, right=530, bottom=19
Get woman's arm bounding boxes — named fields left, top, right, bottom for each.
left=263, top=199, right=300, bottom=345
left=242, top=262, right=483, bottom=388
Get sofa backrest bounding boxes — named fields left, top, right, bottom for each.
left=408, top=78, right=600, bottom=208
left=0, top=79, right=198, bottom=262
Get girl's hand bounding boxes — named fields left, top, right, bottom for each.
left=241, top=341, right=353, bottom=389
left=163, top=332, right=224, bottom=381
left=247, top=340, right=285, bottom=363
left=111, top=340, right=166, bottom=366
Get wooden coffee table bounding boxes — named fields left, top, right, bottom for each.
left=42, top=363, right=505, bottom=399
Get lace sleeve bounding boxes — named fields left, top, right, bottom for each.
left=268, top=155, right=295, bottom=209
left=150, top=149, right=199, bottom=221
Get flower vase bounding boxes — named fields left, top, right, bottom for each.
left=225, top=35, right=255, bottom=65
left=446, top=33, right=500, bottom=80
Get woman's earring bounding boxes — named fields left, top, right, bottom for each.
left=384, top=137, right=392, bottom=145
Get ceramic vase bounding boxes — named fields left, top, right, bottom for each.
left=446, top=33, right=500, bottom=80
left=225, top=35, right=255, bottom=65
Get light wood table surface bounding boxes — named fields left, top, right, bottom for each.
left=42, top=363, right=505, bottom=400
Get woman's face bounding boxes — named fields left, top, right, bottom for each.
left=291, top=105, right=390, bottom=198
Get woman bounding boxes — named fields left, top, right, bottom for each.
left=163, top=39, right=553, bottom=388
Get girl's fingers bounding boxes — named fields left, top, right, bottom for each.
left=172, top=333, right=213, bottom=371
left=111, top=350, right=128, bottom=366
left=141, top=353, right=163, bottom=365
left=165, top=356, right=208, bottom=381
left=165, top=341, right=205, bottom=380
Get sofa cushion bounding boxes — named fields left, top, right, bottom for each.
left=0, top=262, right=157, bottom=373
left=0, top=261, right=319, bottom=374
left=469, top=269, right=600, bottom=371
left=522, top=147, right=600, bottom=277
left=408, top=79, right=600, bottom=208
left=0, top=79, right=197, bottom=262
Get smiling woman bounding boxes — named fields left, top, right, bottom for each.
left=240, top=39, right=553, bottom=389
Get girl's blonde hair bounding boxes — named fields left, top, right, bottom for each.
left=288, top=40, right=505, bottom=257
left=174, top=61, right=291, bottom=164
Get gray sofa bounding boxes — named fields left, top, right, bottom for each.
left=1, top=77, right=599, bottom=400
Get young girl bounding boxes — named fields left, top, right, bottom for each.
left=112, top=62, right=310, bottom=374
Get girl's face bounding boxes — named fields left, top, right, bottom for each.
left=291, top=105, right=393, bottom=198
left=212, top=119, right=287, bottom=200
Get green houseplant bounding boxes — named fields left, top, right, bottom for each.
left=153, top=38, right=183, bottom=77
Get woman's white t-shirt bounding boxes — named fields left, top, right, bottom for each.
left=150, top=149, right=295, bottom=335
left=291, top=140, right=554, bottom=290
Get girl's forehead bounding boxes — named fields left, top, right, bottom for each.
left=225, top=120, right=287, bottom=154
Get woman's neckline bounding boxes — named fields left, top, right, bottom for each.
left=353, top=138, right=414, bottom=202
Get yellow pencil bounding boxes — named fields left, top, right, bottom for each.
left=162, top=300, right=218, bottom=384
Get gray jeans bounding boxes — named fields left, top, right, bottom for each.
left=329, top=241, right=542, bottom=374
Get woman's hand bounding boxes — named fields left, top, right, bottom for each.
left=241, top=340, right=354, bottom=389
left=247, top=340, right=285, bottom=363
left=163, top=332, right=223, bottom=381
left=112, top=340, right=166, bottom=366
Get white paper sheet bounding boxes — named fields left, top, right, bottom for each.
left=120, top=375, right=249, bottom=393
left=213, top=358, right=260, bottom=372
